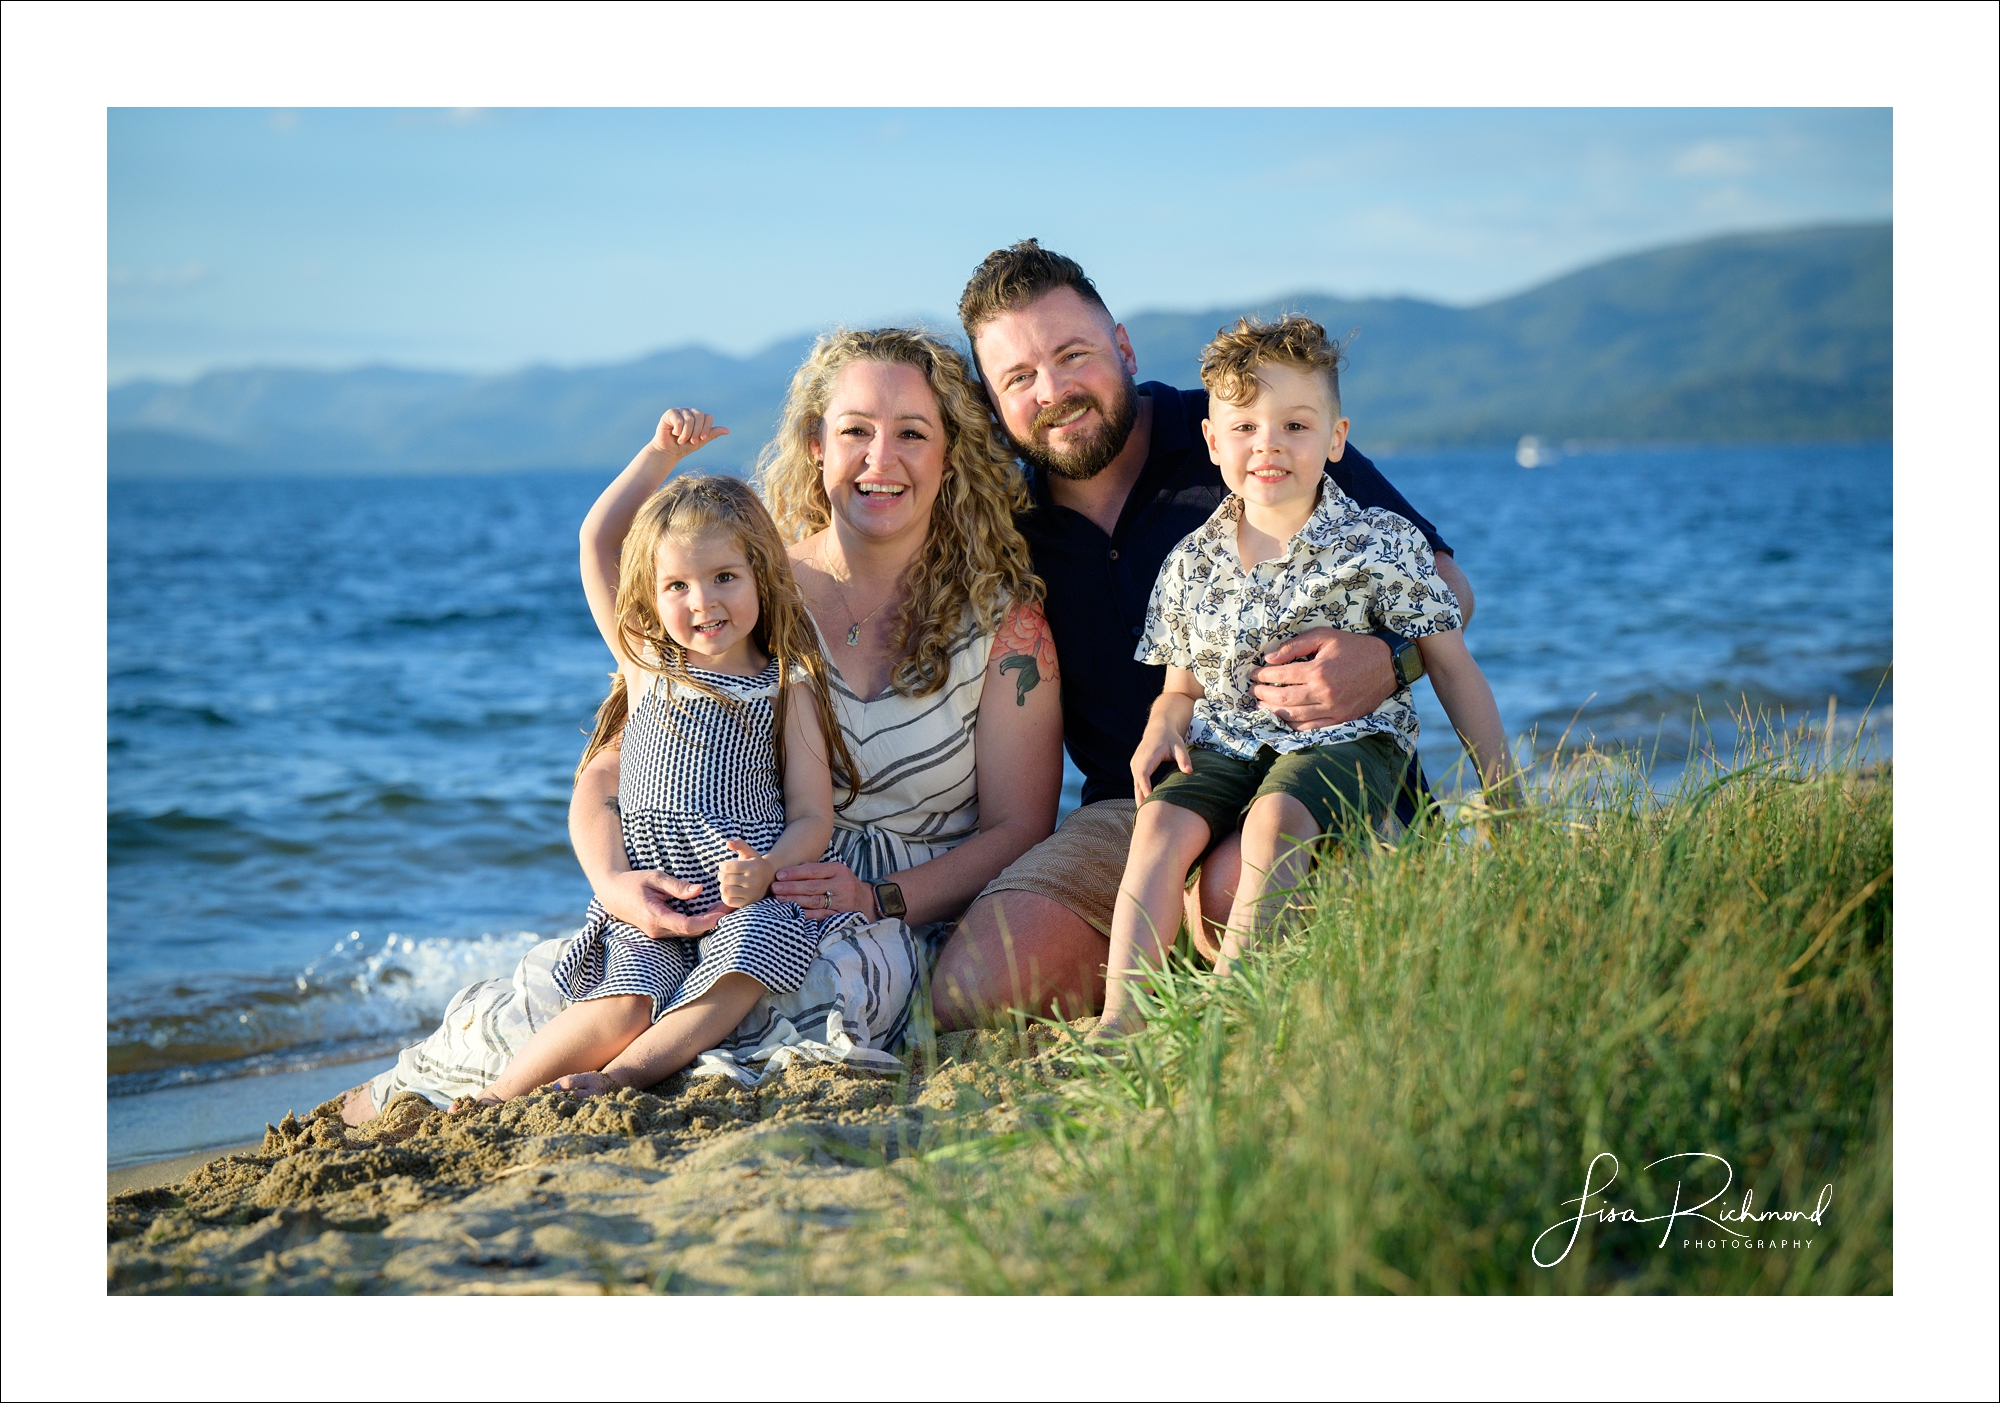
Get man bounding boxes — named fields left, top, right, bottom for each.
left=930, top=240, right=1476, bottom=1029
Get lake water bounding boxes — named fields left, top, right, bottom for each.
left=107, top=441, right=1891, bottom=1166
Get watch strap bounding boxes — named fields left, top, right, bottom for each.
left=1371, top=629, right=1424, bottom=686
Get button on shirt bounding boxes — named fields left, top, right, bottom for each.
left=1016, top=382, right=1453, bottom=807
left=1139, top=482, right=1462, bottom=761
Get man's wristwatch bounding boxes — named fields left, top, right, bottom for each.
left=871, top=881, right=907, bottom=921
left=1372, top=629, right=1425, bottom=687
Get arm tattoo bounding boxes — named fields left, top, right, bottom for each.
left=994, top=603, right=1060, bottom=707
left=603, top=795, right=621, bottom=815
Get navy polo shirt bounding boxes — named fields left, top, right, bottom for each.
left=1018, top=381, right=1453, bottom=808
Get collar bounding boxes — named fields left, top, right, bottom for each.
left=1195, top=477, right=1361, bottom=568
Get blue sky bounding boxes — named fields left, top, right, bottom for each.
left=108, top=107, right=1890, bottom=384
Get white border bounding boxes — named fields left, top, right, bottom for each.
left=5, top=2, right=1994, bottom=1398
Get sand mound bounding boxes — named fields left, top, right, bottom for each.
left=108, top=1021, right=1088, bottom=1294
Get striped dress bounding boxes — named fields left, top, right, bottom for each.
left=550, top=660, right=866, bottom=1021
left=364, top=611, right=998, bottom=1109
left=819, top=613, right=991, bottom=929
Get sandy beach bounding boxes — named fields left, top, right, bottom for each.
left=108, top=1024, right=1080, bottom=1294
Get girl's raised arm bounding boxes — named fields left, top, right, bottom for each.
left=579, top=408, right=729, bottom=660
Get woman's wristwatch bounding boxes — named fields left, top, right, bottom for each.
left=1371, top=629, right=1426, bottom=687
left=871, top=881, right=907, bottom=921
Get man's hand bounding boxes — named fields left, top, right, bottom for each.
left=599, top=868, right=721, bottom=939
left=1249, top=627, right=1397, bottom=729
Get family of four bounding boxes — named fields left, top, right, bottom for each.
left=342, top=240, right=1510, bottom=1122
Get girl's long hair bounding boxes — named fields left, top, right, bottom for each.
left=575, top=474, right=858, bottom=807
left=756, top=327, right=1043, bottom=698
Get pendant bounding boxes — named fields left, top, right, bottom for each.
left=846, top=624, right=862, bottom=646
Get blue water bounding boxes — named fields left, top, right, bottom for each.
left=107, top=442, right=1891, bottom=1164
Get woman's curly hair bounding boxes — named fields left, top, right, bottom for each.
left=756, top=327, right=1043, bottom=698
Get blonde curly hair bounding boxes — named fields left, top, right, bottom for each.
left=756, top=327, right=1043, bottom=699
left=1199, top=313, right=1347, bottom=416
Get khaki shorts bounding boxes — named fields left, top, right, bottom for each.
left=1143, top=734, right=1411, bottom=848
left=975, top=798, right=1136, bottom=936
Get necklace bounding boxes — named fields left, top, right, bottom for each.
left=820, top=542, right=897, bottom=646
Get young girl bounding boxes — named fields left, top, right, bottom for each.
left=471, top=455, right=869, bottom=1103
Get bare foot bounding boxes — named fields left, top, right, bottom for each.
left=1087, top=1015, right=1142, bottom=1045
left=339, top=1083, right=377, bottom=1126
left=553, top=1072, right=619, bottom=1099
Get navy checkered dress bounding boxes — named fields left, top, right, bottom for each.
left=552, top=660, right=864, bottom=1021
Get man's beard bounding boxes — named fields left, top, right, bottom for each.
left=1013, top=372, right=1139, bottom=481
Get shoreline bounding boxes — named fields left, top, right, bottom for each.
left=109, top=1144, right=263, bottom=1197
left=108, top=1056, right=387, bottom=1173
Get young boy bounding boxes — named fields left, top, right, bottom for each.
left=1097, top=314, right=1513, bottom=1036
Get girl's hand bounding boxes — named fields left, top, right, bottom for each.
left=600, top=868, right=723, bottom=938
left=652, top=408, right=730, bottom=459
left=718, top=839, right=776, bottom=910
left=769, top=859, right=875, bottom=918
left=1130, top=718, right=1193, bottom=800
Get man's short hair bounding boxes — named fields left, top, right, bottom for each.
left=958, top=239, right=1112, bottom=345
left=1200, top=314, right=1346, bottom=417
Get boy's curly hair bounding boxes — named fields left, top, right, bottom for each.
left=1199, top=314, right=1347, bottom=416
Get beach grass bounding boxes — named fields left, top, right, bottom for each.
left=108, top=717, right=1892, bottom=1296
left=882, top=721, right=1892, bottom=1294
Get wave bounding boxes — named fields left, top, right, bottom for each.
left=109, top=700, right=239, bottom=728
left=379, top=604, right=539, bottom=631
left=107, top=927, right=561, bottom=1083
left=108, top=809, right=318, bottom=861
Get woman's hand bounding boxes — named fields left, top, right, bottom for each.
left=1130, top=713, right=1193, bottom=800
left=599, top=868, right=722, bottom=939
left=769, top=858, right=876, bottom=918
left=718, top=839, right=777, bottom=910
left=651, top=408, right=730, bottom=459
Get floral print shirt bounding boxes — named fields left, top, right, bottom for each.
left=1136, top=481, right=1462, bottom=759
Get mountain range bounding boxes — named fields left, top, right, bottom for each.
left=108, top=222, right=1889, bottom=479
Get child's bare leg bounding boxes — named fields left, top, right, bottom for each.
left=475, top=994, right=653, bottom=1103
left=1098, top=802, right=1212, bottom=1037
left=1184, top=832, right=1244, bottom=964
left=556, top=972, right=766, bottom=1097
left=1217, top=794, right=1321, bottom=975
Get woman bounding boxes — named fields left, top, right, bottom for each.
left=343, top=328, right=1061, bottom=1119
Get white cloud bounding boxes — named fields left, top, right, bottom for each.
left=1672, top=140, right=1757, bottom=178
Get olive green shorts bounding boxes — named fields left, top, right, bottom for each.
left=1143, top=733, right=1412, bottom=849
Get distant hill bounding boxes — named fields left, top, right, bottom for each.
left=109, top=223, right=1888, bottom=479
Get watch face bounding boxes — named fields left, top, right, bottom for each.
left=875, top=882, right=907, bottom=920
left=1395, top=647, right=1424, bottom=686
